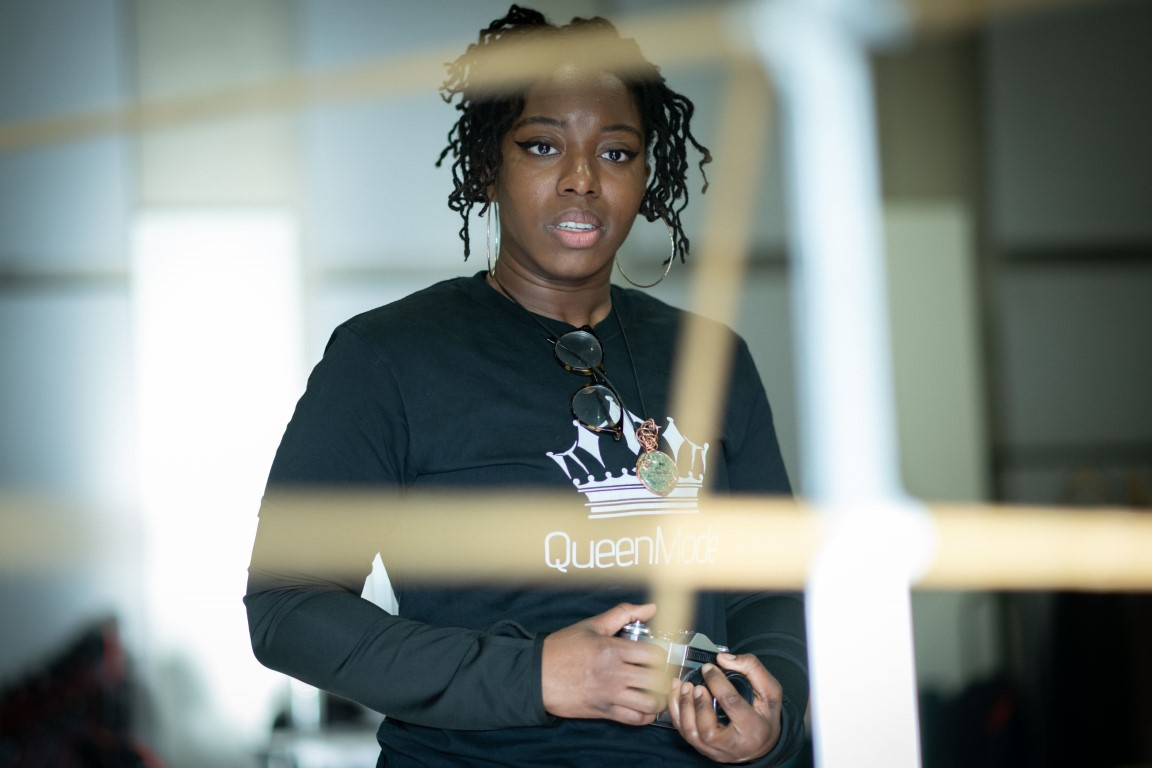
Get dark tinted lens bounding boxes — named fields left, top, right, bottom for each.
left=571, top=384, right=621, bottom=430
left=555, top=329, right=602, bottom=372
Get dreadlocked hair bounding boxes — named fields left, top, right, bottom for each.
left=435, top=4, right=712, bottom=263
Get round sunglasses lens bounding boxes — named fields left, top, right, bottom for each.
left=555, top=329, right=602, bottom=371
left=571, top=384, right=621, bottom=430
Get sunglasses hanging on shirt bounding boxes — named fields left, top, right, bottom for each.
left=552, top=327, right=677, bottom=496
left=492, top=276, right=678, bottom=497
left=553, top=328, right=624, bottom=438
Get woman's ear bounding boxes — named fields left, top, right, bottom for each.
left=484, top=167, right=499, bottom=203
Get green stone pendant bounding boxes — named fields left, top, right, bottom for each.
left=636, top=449, right=678, bottom=496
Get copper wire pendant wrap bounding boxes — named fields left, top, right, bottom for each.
left=635, top=418, right=678, bottom=496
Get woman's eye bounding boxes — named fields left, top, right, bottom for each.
left=601, top=148, right=638, bottom=163
left=516, top=140, right=557, bottom=157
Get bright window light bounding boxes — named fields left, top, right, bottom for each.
left=132, top=207, right=302, bottom=757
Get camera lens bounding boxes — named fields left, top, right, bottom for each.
left=719, top=672, right=754, bottom=725
left=682, top=668, right=754, bottom=725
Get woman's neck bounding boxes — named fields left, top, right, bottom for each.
left=486, top=266, right=612, bottom=328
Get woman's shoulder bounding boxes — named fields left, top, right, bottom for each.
left=612, top=284, right=681, bottom=327
left=615, top=284, right=741, bottom=340
left=341, top=273, right=490, bottom=337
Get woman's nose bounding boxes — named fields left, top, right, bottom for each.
left=558, top=155, right=598, bottom=197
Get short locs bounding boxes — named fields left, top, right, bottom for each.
left=436, top=4, right=712, bottom=264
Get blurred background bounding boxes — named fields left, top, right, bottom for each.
left=1, top=0, right=1150, bottom=766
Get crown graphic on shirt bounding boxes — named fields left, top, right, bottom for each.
left=547, top=416, right=709, bottom=519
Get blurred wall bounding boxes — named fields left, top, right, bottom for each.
left=984, top=0, right=1152, bottom=506
left=981, top=5, right=1152, bottom=765
left=0, top=0, right=141, bottom=690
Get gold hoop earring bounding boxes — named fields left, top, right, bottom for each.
left=486, top=203, right=500, bottom=277
left=616, top=223, right=676, bottom=289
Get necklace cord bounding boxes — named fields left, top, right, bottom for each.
left=489, top=272, right=650, bottom=435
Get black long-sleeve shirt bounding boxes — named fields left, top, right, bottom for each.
left=245, top=272, right=808, bottom=766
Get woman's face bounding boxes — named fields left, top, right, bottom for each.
left=492, top=65, right=649, bottom=287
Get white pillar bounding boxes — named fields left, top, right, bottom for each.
left=740, top=1, right=932, bottom=765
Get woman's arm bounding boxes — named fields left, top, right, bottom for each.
left=244, top=325, right=550, bottom=729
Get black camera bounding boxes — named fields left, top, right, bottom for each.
left=615, top=620, right=754, bottom=728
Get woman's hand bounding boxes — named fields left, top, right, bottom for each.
left=541, top=602, right=669, bottom=725
left=667, top=652, right=784, bottom=764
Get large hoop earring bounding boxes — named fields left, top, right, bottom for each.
left=616, top=223, right=676, bottom=289
left=486, top=202, right=500, bottom=277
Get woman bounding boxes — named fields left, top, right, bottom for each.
left=246, top=6, right=808, bottom=766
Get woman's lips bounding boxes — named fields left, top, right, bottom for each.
left=550, top=210, right=603, bottom=249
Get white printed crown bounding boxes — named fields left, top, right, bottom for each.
left=547, top=416, right=708, bottom=519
